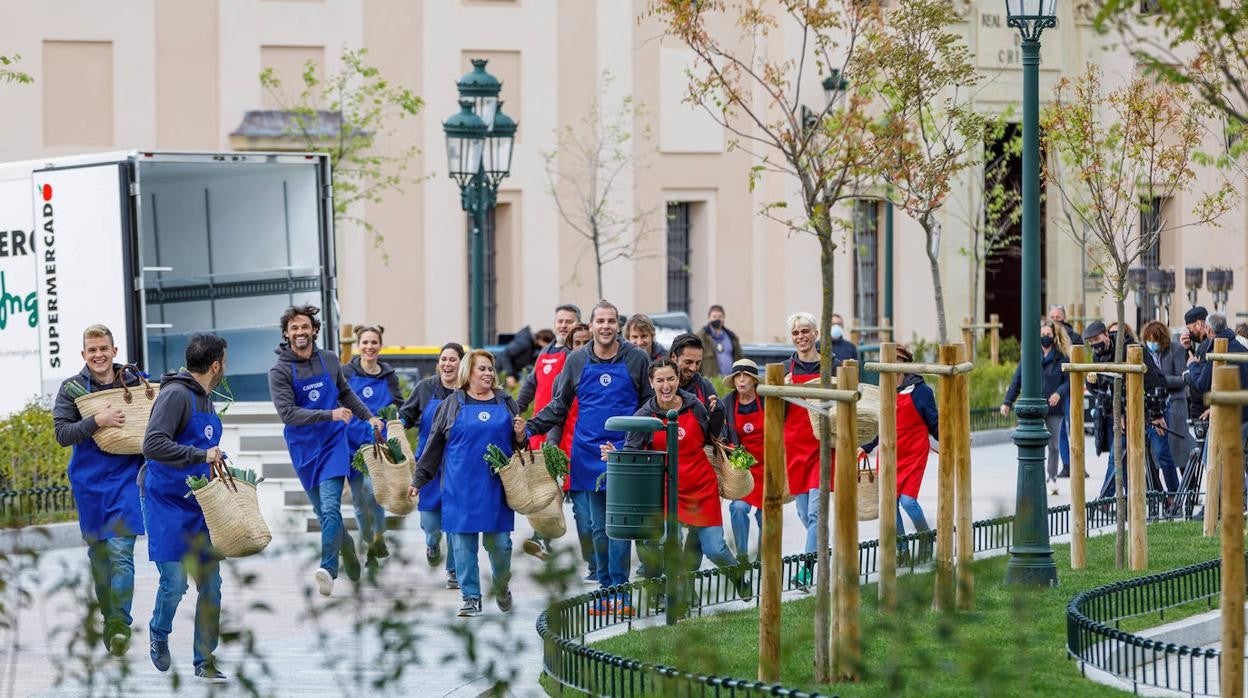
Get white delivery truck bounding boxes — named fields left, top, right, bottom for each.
left=0, top=151, right=339, bottom=414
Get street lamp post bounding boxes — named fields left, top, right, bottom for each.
left=443, top=59, right=517, bottom=348
left=1004, top=0, right=1058, bottom=587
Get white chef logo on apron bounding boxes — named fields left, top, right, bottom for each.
left=543, top=364, right=552, bottom=375
left=599, top=374, right=612, bottom=387
left=362, top=386, right=374, bottom=399
left=309, top=389, right=321, bottom=402
left=677, top=426, right=687, bottom=440
left=478, top=411, right=491, bottom=422
left=204, top=424, right=214, bottom=440
left=743, top=422, right=755, bottom=434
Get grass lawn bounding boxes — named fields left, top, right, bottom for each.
left=590, top=521, right=1222, bottom=697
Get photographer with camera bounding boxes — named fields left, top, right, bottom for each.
left=1181, top=307, right=1248, bottom=444
left=1140, top=320, right=1185, bottom=491
left=1084, top=321, right=1151, bottom=499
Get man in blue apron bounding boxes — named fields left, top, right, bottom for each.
left=140, top=332, right=229, bottom=681
left=53, top=324, right=146, bottom=657
left=525, top=300, right=652, bottom=612
left=268, top=305, right=382, bottom=597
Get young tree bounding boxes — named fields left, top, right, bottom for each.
left=870, top=0, right=986, bottom=344
left=649, top=0, right=885, bottom=682
left=1042, top=64, right=1234, bottom=568
left=0, top=54, right=32, bottom=85
left=542, top=72, right=658, bottom=299
left=953, top=117, right=1021, bottom=325
left=260, top=48, right=423, bottom=253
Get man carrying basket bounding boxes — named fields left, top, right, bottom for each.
left=53, top=324, right=146, bottom=657
left=139, top=333, right=229, bottom=681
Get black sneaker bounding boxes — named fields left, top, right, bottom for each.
left=341, top=537, right=361, bottom=582
left=446, top=571, right=459, bottom=589
left=457, top=597, right=482, bottom=617
left=195, top=664, right=228, bottom=682
left=370, top=534, right=390, bottom=559
left=496, top=585, right=514, bottom=613
left=105, top=619, right=130, bottom=657
left=427, top=543, right=443, bottom=567
left=149, top=640, right=171, bottom=672
left=734, top=569, right=754, bottom=602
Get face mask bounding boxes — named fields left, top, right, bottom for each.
left=830, top=325, right=845, bottom=341
left=1145, top=341, right=1160, bottom=353
left=1039, top=335, right=1054, bottom=349
left=1093, top=341, right=1111, bottom=357
left=710, top=319, right=723, bottom=331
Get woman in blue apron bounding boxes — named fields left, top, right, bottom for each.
left=52, top=325, right=145, bottom=657
left=409, top=349, right=524, bottom=617
left=342, top=325, right=403, bottom=566
left=399, top=342, right=464, bottom=588
left=139, top=333, right=229, bottom=681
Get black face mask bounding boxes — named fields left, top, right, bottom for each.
left=1092, top=341, right=1112, bottom=358
left=710, top=319, right=723, bottom=330
left=1039, top=335, right=1054, bottom=349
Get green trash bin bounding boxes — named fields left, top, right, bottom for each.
left=605, top=449, right=666, bottom=541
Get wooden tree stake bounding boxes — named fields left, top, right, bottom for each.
left=878, top=343, right=899, bottom=611
left=955, top=343, right=973, bottom=610
left=758, top=362, right=787, bottom=683
left=1215, top=365, right=1245, bottom=698
left=1203, top=337, right=1230, bottom=537
left=1126, top=344, right=1147, bottom=571
left=833, top=360, right=860, bottom=681
left=934, top=345, right=958, bottom=612
left=1069, top=345, right=1087, bottom=569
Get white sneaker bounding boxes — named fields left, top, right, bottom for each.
left=314, top=568, right=334, bottom=597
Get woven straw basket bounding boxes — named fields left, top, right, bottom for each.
left=192, top=462, right=272, bottom=558
left=74, top=365, right=159, bottom=455
left=856, top=454, right=879, bottom=521
left=808, top=382, right=880, bottom=445
left=359, top=422, right=417, bottom=515
left=705, top=443, right=754, bottom=501
left=498, top=448, right=561, bottom=515
left=527, top=490, right=567, bottom=539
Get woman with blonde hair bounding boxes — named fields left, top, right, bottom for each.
left=1001, top=320, right=1071, bottom=485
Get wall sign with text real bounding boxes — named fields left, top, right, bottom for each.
left=975, top=5, right=1063, bottom=71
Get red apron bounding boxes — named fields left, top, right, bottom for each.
left=558, top=397, right=579, bottom=492
left=651, top=408, right=721, bottom=527
left=529, top=349, right=568, bottom=450
left=733, top=398, right=766, bottom=508
left=784, top=360, right=830, bottom=495
left=895, top=387, right=932, bottom=498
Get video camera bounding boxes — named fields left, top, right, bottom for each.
left=1144, top=386, right=1168, bottom=423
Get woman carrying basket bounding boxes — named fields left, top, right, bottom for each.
left=723, top=358, right=766, bottom=562
left=139, top=333, right=229, bottom=682
left=342, top=324, right=402, bottom=567
left=409, top=349, right=526, bottom=617
left=399, top=342, right=464, bottom=589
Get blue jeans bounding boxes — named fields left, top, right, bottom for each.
left=568, top=490, right=598, bottom=577
left=728, top=500, right=761, bottom=558
left=794, top=488, right=821, bottom=554
left=349, top=476, right=386, bottom=543
left=307, top=476, right=354, bottom=578
left=448, top=532, right=511, bottom=601
left=896, top=495, right=930, bottom=536
left=150, top=558, right=222, bottom=669
left=87, top=535, right=136, bottom=627
left=1059, top=416, right=1071, bottom=469
left=682, top=525, right=739, bottom=570
left=418, top=509, right=455, bottom=573
left=1149, top=425, right=1180, bottom=492
left=583, top=490, right=631, bottom=588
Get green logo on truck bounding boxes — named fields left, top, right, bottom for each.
left=0, top=271, right=37, bottom=330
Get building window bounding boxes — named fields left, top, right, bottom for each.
left=466, top=209, right=498, bottom=342
left=1138, top=196, right=1165, bottom=324
left=853, top=200, right=880, bottom=333
left=666, top=203, right=692, bottom=316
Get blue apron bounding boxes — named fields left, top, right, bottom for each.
left=441, top=393, right=515, bottom=534
left=345, top=370, right=390, bottom=452
left=143, top=399, right=220, bottom=562
left=283, top=355, right=350, bottom=491
left=568, top=360, right=637, bottom=491
left=68, top=377, right=145, bottom=542
left=416, top=391, right=447, bottom=512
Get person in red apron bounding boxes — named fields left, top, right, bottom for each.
left=526, top=301, right=652, bottom=605
left=139, top=333, right=229, bottom=681
left=724, top=358, right=766, bottom=562
left=409, top=350, right=526, bottom=617
left=603, top=359, right=751, bottom=608
left=515, top=304, right=581, bottom=561
left=860, top=345, right=938, bottom=561
left=268, top=305, right=382, bottom=597
left=52, top=324, right=146, bottom=657
left=342, top=324, right=402, bottom=567
left=784, top=311, right=839, bottom=590
left=399, top=342, right=464, bottom=588
left=669, top=333, right=727, bottom=439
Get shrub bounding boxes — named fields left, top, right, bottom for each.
left=968, top=361, right=1018, bottom=409
left=0, top=401, right=69, bottom=490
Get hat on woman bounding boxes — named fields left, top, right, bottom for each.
left=730, top=358, right=760, bottom=380
left=895, top=345, right=914, bottom=363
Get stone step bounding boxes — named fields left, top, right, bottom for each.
left=284, top=488, right=354, bottom=507
left=262, top=460, right=297, bottom=480
left=239, top=434, right=288, bottom=452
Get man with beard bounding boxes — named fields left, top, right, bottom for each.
left=669, top=332, right=726, bottom=438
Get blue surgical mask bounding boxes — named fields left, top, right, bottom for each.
left=1145, top=341, right=1160, bottom=353
left=830, top=325, right=844, bottom=341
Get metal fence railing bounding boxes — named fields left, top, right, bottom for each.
left=969, top=407, right=1014, bottom=432
left=0, top=485, right=76, bottom=527
left=538, top=490, right=1202, bottom=697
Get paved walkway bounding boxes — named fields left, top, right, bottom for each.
left=0, top=434, right=1108, bottom=697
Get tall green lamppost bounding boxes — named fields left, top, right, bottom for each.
left=1004, top=0, right=1058, bottom=586
left=443, top=59, right=517, bottom=348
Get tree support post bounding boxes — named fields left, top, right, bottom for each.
left=1068, top=345, right=1087, bottom=569
left=833, top=360, right=860, bottom=681
left=1203, top=337, right=1230, bottom=536
left=878, top=344, right=899, bottom=611
left=757, top=363, right=787, bottom=682
left=1126, top=345, right=1147, bottom=570
left=934, top=345, right=958, bottom=611
left=1212, top=366, right=1244, bottom=698
left=955, top=343, right=973, bottom=610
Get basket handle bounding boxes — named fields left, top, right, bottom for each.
left=211, top=459, right=239, bottom=494
left=856, top=451, right=875, bottom=483
left=119, top=364, right=156, bottom=402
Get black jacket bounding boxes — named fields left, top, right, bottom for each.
left=341, top=357, right=403, bottom=411
left=498, top=326, right=539, bottom=378
left=526, top=341, right=654, bottom=437
left=410, top=389, right=521, bottom=489
left=53, top=363, right=145, bottom=448
left=142, top=371, right=218, bottom=470
left=1004, top=348, right=1070, bottom=417
left=1185, top=328, right=1248, bottom=420
left=623, top=392, right=714, bottom=449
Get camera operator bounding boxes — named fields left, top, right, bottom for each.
left=1140, top=320, right=1185, bottom=491
left=1083, top=322, right=1120, bottom=498
left=1181, top=307, right=1248, bottom=447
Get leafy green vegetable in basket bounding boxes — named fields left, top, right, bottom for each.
left=377, top=405, right=399, bottom=423
left=186, top=475, right=210, bottom=491
left=226, top=466, right=263, bottom=487
left=484, top=443, right=511, bottom=473
left=352, top=449, right=368, bottom=476
left=727, top=445, right=757, bottom=471
left=63, top=380, right=88, bottom=400
left=540, top=442, right=570, bottom=480
left=383, top=437, right=406, bottom=465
